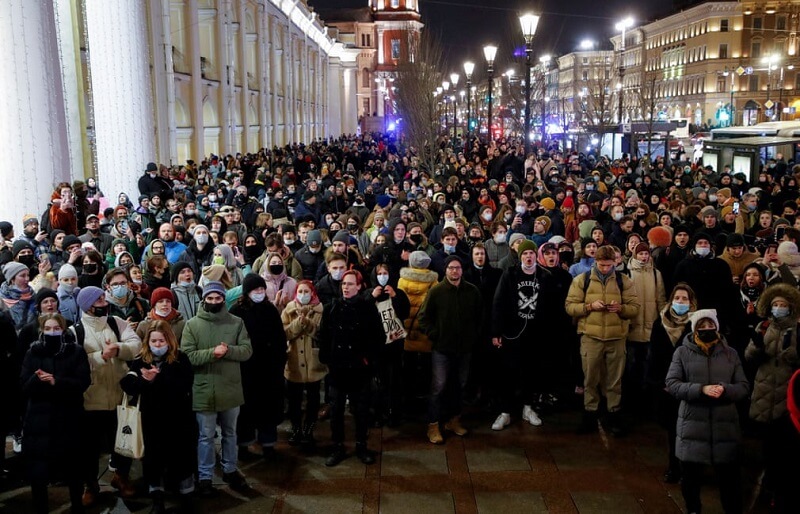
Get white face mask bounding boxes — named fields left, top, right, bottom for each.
left=249, top=292, right=266, bottom=303
left=494, top=233, right=507, bottom=244
left=695, top=246, right=710, bottom=257
left=284, top=237, right=295, bottom=246
left=297, top=292, right=311, bottom=305
left=194, top=233, right=209, bottom=245
left=515, top=206, right=527, bottom=215
left=330, top=269, right=345, bottom=281
left=155, top=306, right=172, bottom=317
left=377, top=274, right=389, bottom=287
left=482, top=211, right=493, bottom=221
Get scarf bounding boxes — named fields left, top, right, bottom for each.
left=694, top=333, right=719, bottom=355
left=150, top=308, right=179, bottom=322
left=1, top=284, right=34, bottom=309
left=660, top=307, right=690, bottom=346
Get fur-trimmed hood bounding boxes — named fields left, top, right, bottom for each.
left=757, top=282, right=800, bottom=319
left=400, top=267, right=438, bottom=283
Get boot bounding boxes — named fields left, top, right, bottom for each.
left=288, top=425, right=302, bottom=446
left=81, top=486, right=98, bottom=508
left=325, top=444, right=347, bottom=467
left=605, top=411, right=627, bottom=437
left=427, top=422, right=444, bottom=444
left=110, top=472, right=136, bottom=498
left=355, top=443, right=376, bottom=465
left=443, top=416, right=468, bottom=436
left=575, top=410, right=598, bottom=434
left=302, top=422, right=317, bottom=446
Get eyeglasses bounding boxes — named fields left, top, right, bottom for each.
left=446, top=266, right=462, bottom=271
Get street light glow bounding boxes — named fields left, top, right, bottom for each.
left=519, top=13, right=540, bottom=42
left=540, top=55, right=551, bottom=64
left=442, top=81, right=450, bottom=91
left=450, top=72, right=460, bottom=86
left=615, top=17, right=634, bottom=31
left=463, top=61, right=475, bottom=78
left=580, top=39, right=595, bottom=50
left=483, top=45, right=498, bottom=64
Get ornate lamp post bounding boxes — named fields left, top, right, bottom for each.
left=484, top=44, right=498, bottom=141
left=519, top=13, right=540, bottom=154
left=450, top=72, right=460, bottom=143
left=463, top=61, right=475, bottom=136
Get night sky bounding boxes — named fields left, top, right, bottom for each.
left=309, top=0, right=676, bottom=77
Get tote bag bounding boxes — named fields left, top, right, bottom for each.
left=376, top=298, right=407, bottom=344
left=115, top=394, right=144, bottom=459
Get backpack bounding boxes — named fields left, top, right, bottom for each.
left=582, top=270, right=624, bottom=295
left=71, top=316, right=122, bottom=346
left=39, top=204, right=53, bottom=236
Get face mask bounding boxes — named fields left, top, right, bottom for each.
left=515, top=206, right=526, bottom=215
left=83, top=263, right=98, bottom=274
left=18, top=255, right=35, bottom=266
left=672, top=302, right=690, bottom=315
left=60, top=282, right=76, bottom=293
left=377, top=274, right=389, bottom=287
left=45, top=330, right=63, bottom=337
left=213, top=256, right=225, bottom=265
left=521, top=262, right=536, bottom=271
left=494, top=233, right=507, bottom=244
left=410, top=234, right=423, bottom=244
left=194, top=233, right=209, bottom=245
left=444, top=244, right=455, bottom=254
left=249, top=292, right=266, bottom=303
left=204, top=301, right=223, bottom=313
left=297, top=292, right=311, bottom=305
left=331, top=269, right=344, bottom=281
left=613, top=213, right=623, bottom=222
left=695, top=246, right=710, bottom=257
left=772, top=306, right=790, bottom=318
left=708, top=194, right=717, bottom=203
left=444, top=215, right=455, bottom=223
left=149, top=344, right=169, bottom=358
left=347, top=224, right=358, bottom=232
left=111, top=285, right=128, bottom=299
left=697, top=329, right=717, bottom=343
left=90, top=305, right=109, bottom=317
left=269, top=264, right=284, bottom=275
left=155, top=307, right=171, bottom=317
left=208, top=195, right=217, bottom=202
left=482, top=211, right=493, bottom=221
left=747, top=204, right=757, bottom=212
left=284, top=238, right=295, bottom=246
left=185, top=209, right=196, bottom=216
left=178, top=280, right=194, bottom=288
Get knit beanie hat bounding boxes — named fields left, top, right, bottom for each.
left=689, top=309, right=719, bottom=332
left=12, top=240, right=34, bottom=259
left=633, top=242, right=650, bottom=255
left=0, top=221, right=13, bottom=239
left=202, top=281, right=226, bottom=299
left=509, top=233, right=526, bottom=246
left=3, top=262, right=28, bottom=283
left=647, top=226, right=672, bottom=248
left=242, top=273, right=267, bottom=296
left=62, top=235, right=81, bottom=250
left=726, top=233, right=746, bottom=248
left=517, top=239, right=537, bottom=256
left=580, top=237, right=596, bottom=252
left=332, top=230, right=351, bottom=245
left=150, top=287, right=176, bottom=308
left=578, top=220, right=598, bottom=239
left=409, top=250, right=432, bottom=269
left=443, top=255, right=463, bottom=269
left=76, top=286, right=105, bottom=312
left=58, top=264, right=78, bottom=280
left=35, top=288, right=58, bottom=310
left=540, top=197, right=556, bottom=211
left=535, top=216, right=552, bottom=233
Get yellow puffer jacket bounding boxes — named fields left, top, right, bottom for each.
left=626, top=258, right=666, bottom=343
left=398, top=266, right=439, bottom=352
left=565, top=269, right=640, bottom=341
left=281, top=300, right=327, bottom=383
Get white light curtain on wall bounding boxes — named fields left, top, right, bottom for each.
left=0, top=0, right=72, bottom=227
left=85, top=0, right=156, bottom=203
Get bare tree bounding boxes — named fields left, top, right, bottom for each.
left=635, top=69, right=659, bottom=160
left=578, top=56, right=618, bottom=151
left=393, top=27, right=445, bottom=174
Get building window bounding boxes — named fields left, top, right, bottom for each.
left=753, top=17, right=762, bottom=30
left=778, top=16, right=787, bottom=32
left=749, top=75, right=759, bottom=92
left=391, top=39, right=401, bottom=60
left=366, top=34, right=371, bottom=47
left=390, top=0, right=399, bottom=8
left=582, top=70, right=588, bottom=81
left=719, top=43, right=728, bottom=59
left=362, top=68, right=370, bottom=88
left=363, top=99, right=370, bottom=116
left=582, top=57, right=588, bottom=64
left=751, top=41, right=761, bottom=58
left=720, top=19, right=729, bottom=32
left=717, top=76, right=726, bottom=92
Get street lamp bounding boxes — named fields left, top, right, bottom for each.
left=540, top=54, right=551, bottom=146
left=580, top=39, right=595, bottom=50
left=442, top=81, right=450, bottom=138
left=519, top=13, right=540, bottom=154
left=463, top=61, right=475, bottom=137
left=763, top=54, right=780, bottom=121
left=450, top=72, right=460, bottom=143
left=484, top=44, right=498, bottom=141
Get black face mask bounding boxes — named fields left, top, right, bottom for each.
left=697, top=329, right=718, bottom=343
left=17, top=255, right=35, bottom=266
left=43, top=334, right=62, bottom=353
left=244, top=245, right=260, bottom=257
left=90, top=305, right=109, bottom=317
left=204, top=301, right=224, bottom=313
left=269, top=264, right=284, bottom=275
left=409, top=234, right=424, bottom=245
left=83, top=263, right=98, bottom=274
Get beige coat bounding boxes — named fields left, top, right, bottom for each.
left=398, top=266, right=439, bottom=352
left=626, top=258, right=666, bottom=343
left=281, top=300, right=327, bottom=383
left=565, top=270, right=640, bottom=341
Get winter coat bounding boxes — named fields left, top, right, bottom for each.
left=20, top=333, right=90, bottom=481
left=397, top=267, right=439, bottom=352
left=0, top=282, right=37, bottom=331
left=484, top=239, right=510, bottom=268
left=171, top=283, right=202, bottom=321
left=229, top=299, right=287, bottom=426
left=107, top=292, right=150, bottom=324
left=318, top=295, right=384, bottom=372
left=719, top=248, right=760, bottom=279
left=565, top=269, right=640, bottom=341
left=177, top=241, right=215, bottom=278
left=745, top=283, right=800, bottom=424
left=181, top=303, right=253, bottom=412
left=75, top=314, right=142, bottom=411
left=295, top=246, right=325, bottom=280
left=119, top=352, right=195, bottom=479
left=0, top=312, right=19, bottom=432
left=568, top=257, right=594, bottom=278
left=56, top=284, right=81, bottom=324
left=666, top=334, right=749, bottom=464
left=418, top=278, right=483, bottom=355
left=282, top=300, right=327, bottom=383
left=626, top=258, right=666, bottom=342
left=136, top=312, right=186, bottom=345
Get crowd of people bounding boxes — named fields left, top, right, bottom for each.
left=2, top=132, right=800, bottom=513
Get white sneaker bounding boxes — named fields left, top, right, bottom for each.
left=12, top=435, right=22, bottom=453
left=522, top=405, right=542, bottom=426
left=491, top=413, right=511, bottom=431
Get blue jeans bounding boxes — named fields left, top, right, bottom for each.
left=196, top=407, right=239, bottom=481
left=428, top=351, right=471, bottom=423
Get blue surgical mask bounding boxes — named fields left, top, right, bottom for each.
left=695, top=246, right=710, bottom=257
left=377, top=274, right=389, bottom=287
left=444, top=244, right=455, bottom=254
left=772, top=306, right=790, bottom=318
left=297, top=292, right=311, bottom=305
left=111, top=284, right=128, bottom=299
left=672, top=302, right=690, bottom=315
left=149, top=344, right=168, bottom=357
left=178, top=280, right=194, bottom=288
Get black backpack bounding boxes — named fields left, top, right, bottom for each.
left=70, top=316, right=122, bottom=346
left=39, top=204, right=52, bottom=235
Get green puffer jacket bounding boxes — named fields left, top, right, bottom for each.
left=565, top=268, right=640, bottom=341
left=418, top=278, right=483, bottom=355
left=181, top=304, right=253, bottom=412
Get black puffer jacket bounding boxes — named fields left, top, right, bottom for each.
left=318, top=295, right=384, bottom=372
